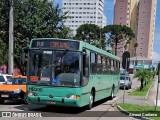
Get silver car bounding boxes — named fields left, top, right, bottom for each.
left=119, top=75, right=132, bottom=90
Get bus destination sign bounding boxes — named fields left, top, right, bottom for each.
left=31, top=40, right=79, bottom=50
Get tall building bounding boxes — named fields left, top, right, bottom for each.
left=62, top=0, right=106, bottom=35
left=113, top=0, right=156, bottom=59
left=136, top=0, right=157, bottom=59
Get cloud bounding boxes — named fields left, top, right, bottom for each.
left=152, top=51, right=160, bottom=62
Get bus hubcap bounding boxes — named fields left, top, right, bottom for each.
left=90, top=93, right=93, bottom=105
left=112, top=89, right=114, bottom=98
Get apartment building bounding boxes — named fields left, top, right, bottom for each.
left=114, top=0, right=156, bottom=59
left=62, top=0, right=106, bottom=35
left=136, top=0, right=157, bottom=59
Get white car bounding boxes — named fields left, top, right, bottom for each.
left=0, top=74, right=12, bottom=84
left=119, top=75, right=132, bottom=90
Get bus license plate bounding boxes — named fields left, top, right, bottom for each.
left=47, top=101, right=56, bottom=104
left=1, top=95, right=9, bottom=98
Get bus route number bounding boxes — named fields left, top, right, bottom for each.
left=50, top=42, right=68, bottom=49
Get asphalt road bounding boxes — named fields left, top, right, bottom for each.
left=0, top=75, right=140, bottom=120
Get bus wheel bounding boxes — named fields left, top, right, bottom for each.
left=0, top=100, right=4, bottom=104
left=23, top=94, right=28, bottom=104
left=87, top=91, right=94, bottom=110
left=109, top=87, right=114, bottom=100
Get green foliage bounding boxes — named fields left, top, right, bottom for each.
left=128, top=81, right=152, bottom=96
left=75, top=24, right=106, bottom=50
left=102, top=25, right=135, bottom=55
left=118, top=103, right=160, bottom=120
left=0, top=0, right=70, bottom=74
left=0, top=0, right=9, bottom=46
left=134, top=70, right=153, bottom=90
left=0, top=40, right=8, bottom=65
left=151, top=71, right=157, bottom=78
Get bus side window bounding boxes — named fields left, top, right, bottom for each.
left=97, top=54, right=102, bottom=74
left=82, top=50, right=89, bottom=86
left=102, top=56, right=106, bottom=74
left=83, top=52, right=89, bottom=77
left=90, top=52, right=96, bottom=74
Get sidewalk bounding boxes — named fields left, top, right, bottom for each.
left=115, top=76, right=160, bottom=120
left=117, top=76, right=159, bottom=106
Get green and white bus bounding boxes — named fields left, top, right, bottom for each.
left=24, top=38, right=120, bottom=109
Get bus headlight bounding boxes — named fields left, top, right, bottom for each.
left=28, top=92, right=37, bottom=96
left=14, top=88, right=22, bottom=93
left=65, top=94, right=80, bottom=100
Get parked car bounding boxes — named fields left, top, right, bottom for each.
left=0, top=74, right=12, bottom=85
left=119, top=75, right=132, bottom=90
left=0, top=75, right=27, bottom=104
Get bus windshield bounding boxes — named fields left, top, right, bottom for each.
left=29, top=50, right=81, bottom=87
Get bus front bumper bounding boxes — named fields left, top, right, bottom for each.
left=27, top=96, right=81, bottom=107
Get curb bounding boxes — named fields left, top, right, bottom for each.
left=117, top=105, right=153, bottom=120
left=145, top=78, right=156, bottom=100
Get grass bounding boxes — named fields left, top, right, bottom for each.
left=128, top=80, right=153, bottom=96
left=117, top=103, right=160, bottom=120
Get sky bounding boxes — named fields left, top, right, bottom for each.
left=54, top=0, right=160, bottom=62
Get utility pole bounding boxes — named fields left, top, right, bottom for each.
left=8, top=0, right=14, bottom=74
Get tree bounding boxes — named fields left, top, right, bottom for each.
left=75, top=24, right=106, bottom=50
left=0, top=0, right=70, bottom=75
left=102, top=25, right=135, bottom=55
left=0, top=41, right=8, bottom=65
left=0, top=0, right=9, bottom=45
left=134, top=70, right=152, bottom=90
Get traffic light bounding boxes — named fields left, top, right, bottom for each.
left=122, top=51, right=130, bottom=71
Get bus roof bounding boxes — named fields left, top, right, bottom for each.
left=79, top=41, right=120, bottom=61
left=30, top=38, right=120, bottom=61
left=30, top=38, right=79, bottom=42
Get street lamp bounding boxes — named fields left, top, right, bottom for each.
left=8, top=0, right=14, bottom=74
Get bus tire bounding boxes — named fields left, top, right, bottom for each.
left=109, top=87, right=114, bottom=100
left=87, top=91, right=94, bottom=110
left=23, top=94, right=28, bottom=104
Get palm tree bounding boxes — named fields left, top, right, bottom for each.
left=134, top=70, right=152, bottom=90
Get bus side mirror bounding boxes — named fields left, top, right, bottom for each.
left=21, top=47, right=28, bottom=66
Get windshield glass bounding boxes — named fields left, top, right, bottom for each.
left=7, top=78, right=26, bottom=85
left=29, top=50, right=81, bottom=87
left=120, top=76, right=129, bottom=80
